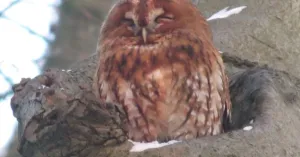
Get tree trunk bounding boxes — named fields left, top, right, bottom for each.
left=10, top=53, right=300, bottom=157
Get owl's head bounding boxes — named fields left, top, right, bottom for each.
left=99, top=0, right=211, bottom=45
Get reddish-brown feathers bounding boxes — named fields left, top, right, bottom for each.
left=94, top=0, right=231, bottom=142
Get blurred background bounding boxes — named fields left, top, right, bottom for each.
left=0, top=0, right=115, bottom=156
left=0, top=0, right=299, bottom=156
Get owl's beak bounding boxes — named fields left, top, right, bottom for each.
left=142, top=28, right=147, bottom=43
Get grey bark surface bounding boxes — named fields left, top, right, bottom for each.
left=11, top=53, right=300, bottom=157
left=200, top=0, right=300, bottom=78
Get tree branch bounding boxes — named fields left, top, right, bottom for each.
left=0, top=0, right=21, bottom=17
left=10, top=53, right=300, bottom=157
left=1, top=16, right=52, bottom=43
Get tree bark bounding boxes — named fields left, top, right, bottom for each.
left=11, top=53, right=300, bottom=157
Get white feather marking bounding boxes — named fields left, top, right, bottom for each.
left=192, top=82, right=198, bottom=89
left=196, top=90, right=208, bottom=102
left=129, top=140, right=181, bottom=152
left=196, top=114, right=206, bottom=126
left=191, top=111, right=197, bottom=116
left=212, top=125, right=220, bottom=135
left=150, top=69, right=163, bottom=80
left=186, top=79, right=192, bottom=86
left=207, top=6, right=247, bottom=21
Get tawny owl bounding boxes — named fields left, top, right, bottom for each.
left=94, top=0, right=231, bottom=142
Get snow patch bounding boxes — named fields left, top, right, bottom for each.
left=129, top=140, right=181, bottom=152
left=243, top=126, right=253, bottom=131
left=207, top=6, right=247, bottom=21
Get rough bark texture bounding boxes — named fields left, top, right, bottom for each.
left=11, top=53, right=300, bottom=157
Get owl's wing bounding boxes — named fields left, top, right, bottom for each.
left=163, top=40, right=231, bottom=136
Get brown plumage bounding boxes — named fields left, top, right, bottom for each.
left=94, top=0, right=231, bottom=142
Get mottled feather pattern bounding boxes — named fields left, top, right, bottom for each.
left=94, top=0, right=231, bottom=142
left=95, top=30, right=230, bottom=141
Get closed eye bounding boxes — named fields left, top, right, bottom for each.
left=155, top=14, right=174, bottom=23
